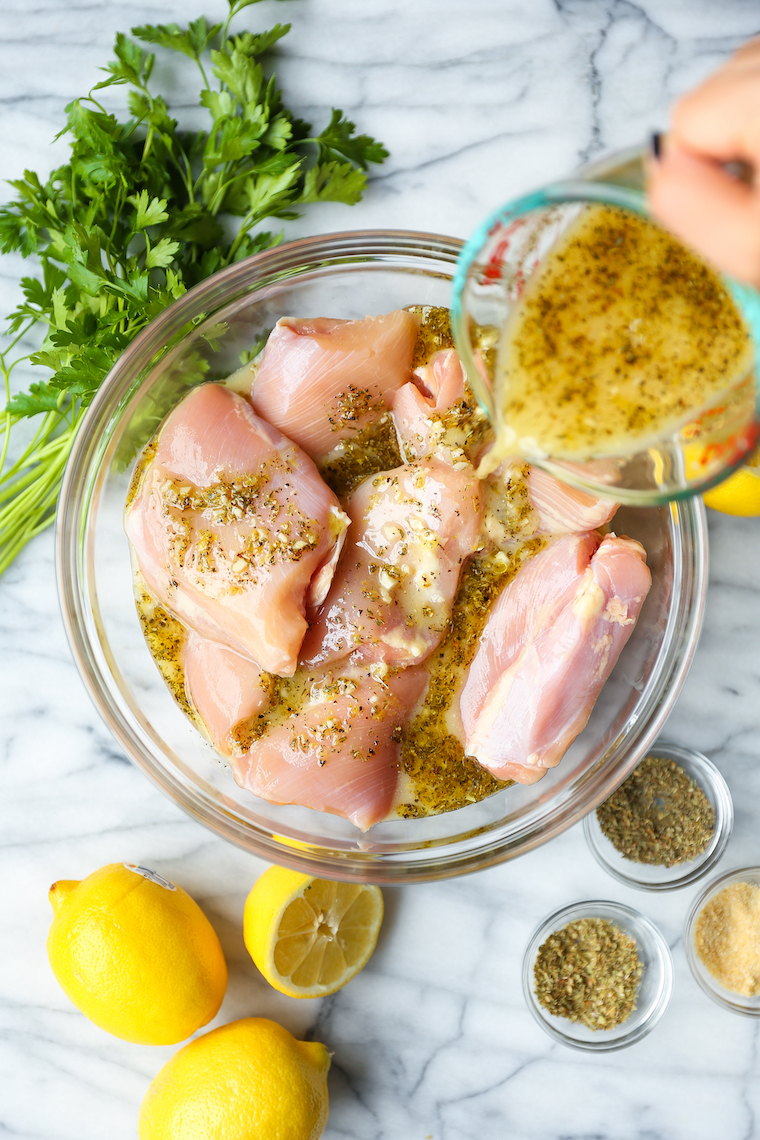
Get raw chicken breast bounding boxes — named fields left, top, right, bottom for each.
left=232, top=667, right=427, bottom=830
left=183, top=632, right=269, bottom=756
left=462, top=533, right=650, bottom=782
left=527, top=466, right=619, bottom=533
left=251, top=311, right=419, bottom=460
left=460, top=532, right=601, bottom=735
left=393, top=348, right=468, bottom=462
left=302, top=460, right=483, bottom=669
left=125, top=383, right=348, bottom=676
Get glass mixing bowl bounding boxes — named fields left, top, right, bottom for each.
left=56, top=231, right=708, bottom=883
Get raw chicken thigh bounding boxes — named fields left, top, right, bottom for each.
left=184, top=632, right=426, bottom=830
left=527, top=466, right=619, bottom=533
left=393, top=348, right=468, bottom=462
left=461, top=533, right=651, bottom=783
left=232, top=666, right=428, bottom=831
left=125, top=383, right=348, bottom=676
left=460, top=532, right=601, bottom=735
left=183, top=632, right=269, bottom=756
left=251, top=311, right=419, bottom=460
left=302, top=459, right=483, bottom=669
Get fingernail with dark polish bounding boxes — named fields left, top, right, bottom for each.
left=650, top=132, right=662, bottom=160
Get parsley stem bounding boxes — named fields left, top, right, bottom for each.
left=194, top=56, right=211, bottom=91
left=0, top=412, right=10, bottom=475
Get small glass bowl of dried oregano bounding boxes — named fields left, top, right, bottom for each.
left=685, top=866, right=760, bottom=1017
left=523, top=900, right=673, bottom=1051
left=584, top=743, right=733, bottom=891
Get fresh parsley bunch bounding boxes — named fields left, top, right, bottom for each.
left=0, top=0, right=387, bottom=574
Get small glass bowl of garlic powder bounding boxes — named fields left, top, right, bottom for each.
left=685, top=866, right=760, bottom=1015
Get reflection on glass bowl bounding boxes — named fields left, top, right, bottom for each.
left=57, top=231, right=707, bottom=883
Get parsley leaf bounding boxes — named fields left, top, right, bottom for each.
left=132, top=19, right=223, bottom=62
left=300, top=161, right=367, bottom=205
left=0, top=6, right=387, bottom=575
left=313, top=109, right=390, bottom=169
left=128, top=191, right=170, bottom=229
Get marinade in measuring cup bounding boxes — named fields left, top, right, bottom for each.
left=454, top=175, right=760, bottom=504
left=495, top=204, right=753, bottom=461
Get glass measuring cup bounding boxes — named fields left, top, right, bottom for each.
left=451, top=151, right=760, bottom=506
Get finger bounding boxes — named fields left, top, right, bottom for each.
left=648, top=143, right=760, bottom=286
left=670, top=40, right=760, bottom=163
left=730, top=36, right=760, bottom=66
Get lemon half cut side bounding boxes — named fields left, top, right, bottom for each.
left=244, top=867, right=383, bottom=999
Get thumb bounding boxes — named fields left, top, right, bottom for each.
left=648, top=142, right=760, bottom=287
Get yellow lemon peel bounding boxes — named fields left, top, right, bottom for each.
left=703, top=450, right=760, bottom=517
left=138, top=1017, right=330, bottom=1140
left=46, top=862, right=227, bottom=1045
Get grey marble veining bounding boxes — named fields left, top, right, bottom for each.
left=2, top=1, right=760, bottom=1137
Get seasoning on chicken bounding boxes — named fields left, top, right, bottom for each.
left=462, top=533, right=651, bottom=782
left=250, top=311, right=419, bottom=461
left=301, top=459, right=483, bottom=669
left=232, top=667, right=428, bottom=831
left=125, top=383, right=348, bottom=677
left=393, top=348, right=476, bottom=464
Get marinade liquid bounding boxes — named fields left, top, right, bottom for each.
left=495, top=204, right=753, bottom=460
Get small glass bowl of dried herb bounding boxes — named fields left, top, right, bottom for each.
left=522, top=900, right=674, bottom=1051
left=584, top=743, right=733, bottom=891
left=685, top=866, right=760, bottom=1017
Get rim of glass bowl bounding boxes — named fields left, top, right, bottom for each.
left=583, top=742, right=733, bottom=892
left=56, top=229, right=709, bottom=883
left=684, top=866, right=760, bottom=1016
left=450, top=180, right=760, bottom=505
left=522, top=899, right=674, bottom=1051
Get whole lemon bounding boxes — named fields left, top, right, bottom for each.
left=138, top=1017, right=330, bottom=1140
left=47, top=862, right=227, bottom=1045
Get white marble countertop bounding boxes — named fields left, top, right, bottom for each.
left=2, top=1, right=760, bottom=1137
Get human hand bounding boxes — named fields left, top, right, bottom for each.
left=648, top=37, right=760, bottom=286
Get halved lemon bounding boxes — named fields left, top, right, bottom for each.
left=703, top=454, right=760, bottom=516
left=243, top=867, right=383, bottom=999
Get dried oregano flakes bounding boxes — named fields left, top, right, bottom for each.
left=534, top=917, right=643, bottom=1030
